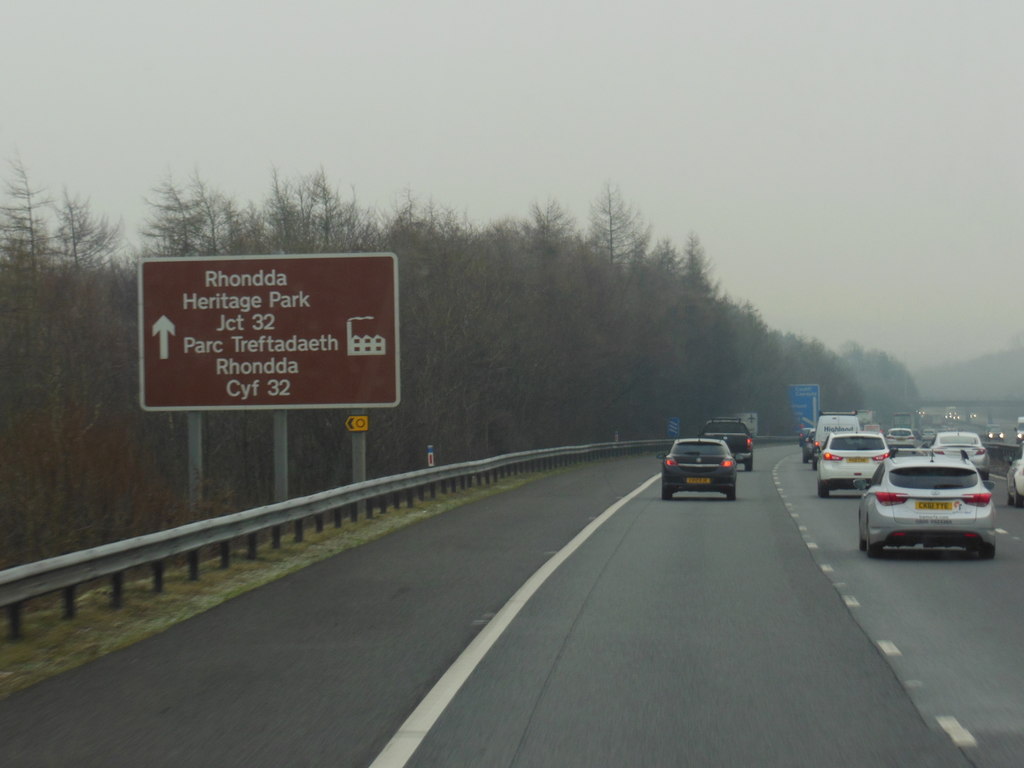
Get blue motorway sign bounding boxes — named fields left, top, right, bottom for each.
left=788, top=384, right=820, bottom=430
left=667, top=416, right=681, bottom=438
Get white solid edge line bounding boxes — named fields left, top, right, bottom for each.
left=368, top=473, right=662, bottom=768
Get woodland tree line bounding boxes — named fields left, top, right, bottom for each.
left=0, top=161, right=916, bottom=568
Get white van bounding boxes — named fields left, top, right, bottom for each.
left=811, top=411, right=862, bottom=469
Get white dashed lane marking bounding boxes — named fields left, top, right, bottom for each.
left=878, top=641, right=902, bottom=656
left=936, top=716, right=977, bottom=748
left=843, top=595, right=860, bottom=607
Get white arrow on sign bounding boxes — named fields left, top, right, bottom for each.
left=152, top=315, right=176, bottom=360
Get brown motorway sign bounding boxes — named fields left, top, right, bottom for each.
left=139, top=253, right=399, bottom=410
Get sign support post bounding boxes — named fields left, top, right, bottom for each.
left=273, top=411, right=288, bottom=502
left=187, top=412, right=203, bottom=509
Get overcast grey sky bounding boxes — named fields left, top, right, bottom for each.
left=4, top=0, right=1021, bottom=368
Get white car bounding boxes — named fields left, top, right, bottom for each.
left=858, top=454, right=996, bottom=559
left=810, top=411, right=862, bottom=470
left=930, top=431, right=990, bottom=480
left=884, top=428, right=916, bottom=448
left=816, top=431, right=890, bottom=498
left=1007, top=446, right=1024, bottom=508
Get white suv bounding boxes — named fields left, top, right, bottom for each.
left=816, top=431, right=890, bottom=498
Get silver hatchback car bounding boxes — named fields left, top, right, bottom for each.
left=930, top=431, right=990, bottom=479
left=856, top=454, right=996, bottom=559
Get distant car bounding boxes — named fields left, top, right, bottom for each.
left=884, top=427, right=916, bottom=448
left=660, top=438, right=737, bottom=500
left=857, top=454, right=995, bottom=559
left=986, top=425, right=1006, bottom=441
left=920, top=429, right=936, bottom=447
left=930, top=431, right=990, bottom=480
left=863, top=423, right=882, bottom=433
left=1007, top=446, right=1024, bottom=508
left=798, top=428, right=815, bottom=463
left=816, top=432, right=890, bottom=498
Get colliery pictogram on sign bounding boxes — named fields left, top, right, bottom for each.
left=139, top=253, right=400, bottom=410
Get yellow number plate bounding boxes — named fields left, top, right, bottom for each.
left=686, top=477, right=712, bottom=484
left=847, top=457, right=869, bottom=463
left=915, top=501, right=953, bottom=511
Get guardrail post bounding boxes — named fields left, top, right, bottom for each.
left=63, top=586, right=76, bottom=619
left=333, top=508, right=342, bottom=528
left=349, top=503, right=358, bottom=523
left=7, top=603, right=22, bottom=641
left=294, top=519, right=304, bottom=542
left=188, top=551, right=200, bottom=580
left=153, top=561, right=165, bottom=592
left=272, top=526, right=282, bottom=548
left=430, top=482, right=437, bottom=499
left=111, top=573, right=124, bottom=609
left=315, top=513, right=324, bottom=533
left=220, top=542, right=230, bottom=569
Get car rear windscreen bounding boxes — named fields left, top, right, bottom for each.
left=937, top=435, right=980, bottom=445
left=889, top=467, right=977, bottom=489
left=672, top=444, right=726, bottom=457
left=829, top=436, right=886, bottom=451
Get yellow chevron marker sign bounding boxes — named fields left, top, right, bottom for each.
left=345, top=415, right=369, bottom=432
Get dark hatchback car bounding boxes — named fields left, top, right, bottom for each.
left=660, top=438, right=737, bottom=500
left=799, top=427, right=815, bottom=463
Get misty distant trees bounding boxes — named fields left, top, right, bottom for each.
left=0, top=160, right=895, bottom=567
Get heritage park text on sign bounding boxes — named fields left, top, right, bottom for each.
left=139, top=253, right=399, bottom=410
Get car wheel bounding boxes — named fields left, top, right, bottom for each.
left=1016, top=489, right=1024, bottom=509
left=979, top=542, right=996, bottom=560
left=725, top=486, right=736, bottom=501
left=981, top=471, right=990, bottom=481
left=817, top=480, right=829, bottom=498
left=858, top=520, right=867, bottom=551
left=661, top=486, right=674, bottom=501
left=745, top=458, right=753, bottom=471
left=866, top=542, right=884, bottom=558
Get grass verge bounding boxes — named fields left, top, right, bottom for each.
left=0, top=471, right=543, bottom=700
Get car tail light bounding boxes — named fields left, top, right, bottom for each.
left=814, top=440, right=821, bottom=448
left=746, top=438, right=753, bottom=449
left=664, top=457, right=678, bottom=467
left=961, top=492, right=992, bottom=505
left=875, top=492, right=908, bottom=505
left=720, top=458, right=735, bottom=468
left=873, top=452, right=890, bottom=461
left=932, top=449, right=945, bottom=455
left=822, top=452, right=842, bottom=461
left=975, top=448, right=986, bottom=456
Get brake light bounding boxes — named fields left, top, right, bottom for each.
left=873, top=452, right=890, bottom=461
left=961, top=492, right=991, bottom=505
left=975, top=448, right=986, bottom=456
left=932, top=449, right=945, bottom=455
left=814, top=440, right=821, bottom=448
left=721, top=458, right=735, bottom=468
left=664, top=458, right=678, bottom=467
left=822, top=452, right=842, bottom=461
left=875, top=492, right=908, bottom=506
left=746, top=438, right=753, bottom=449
